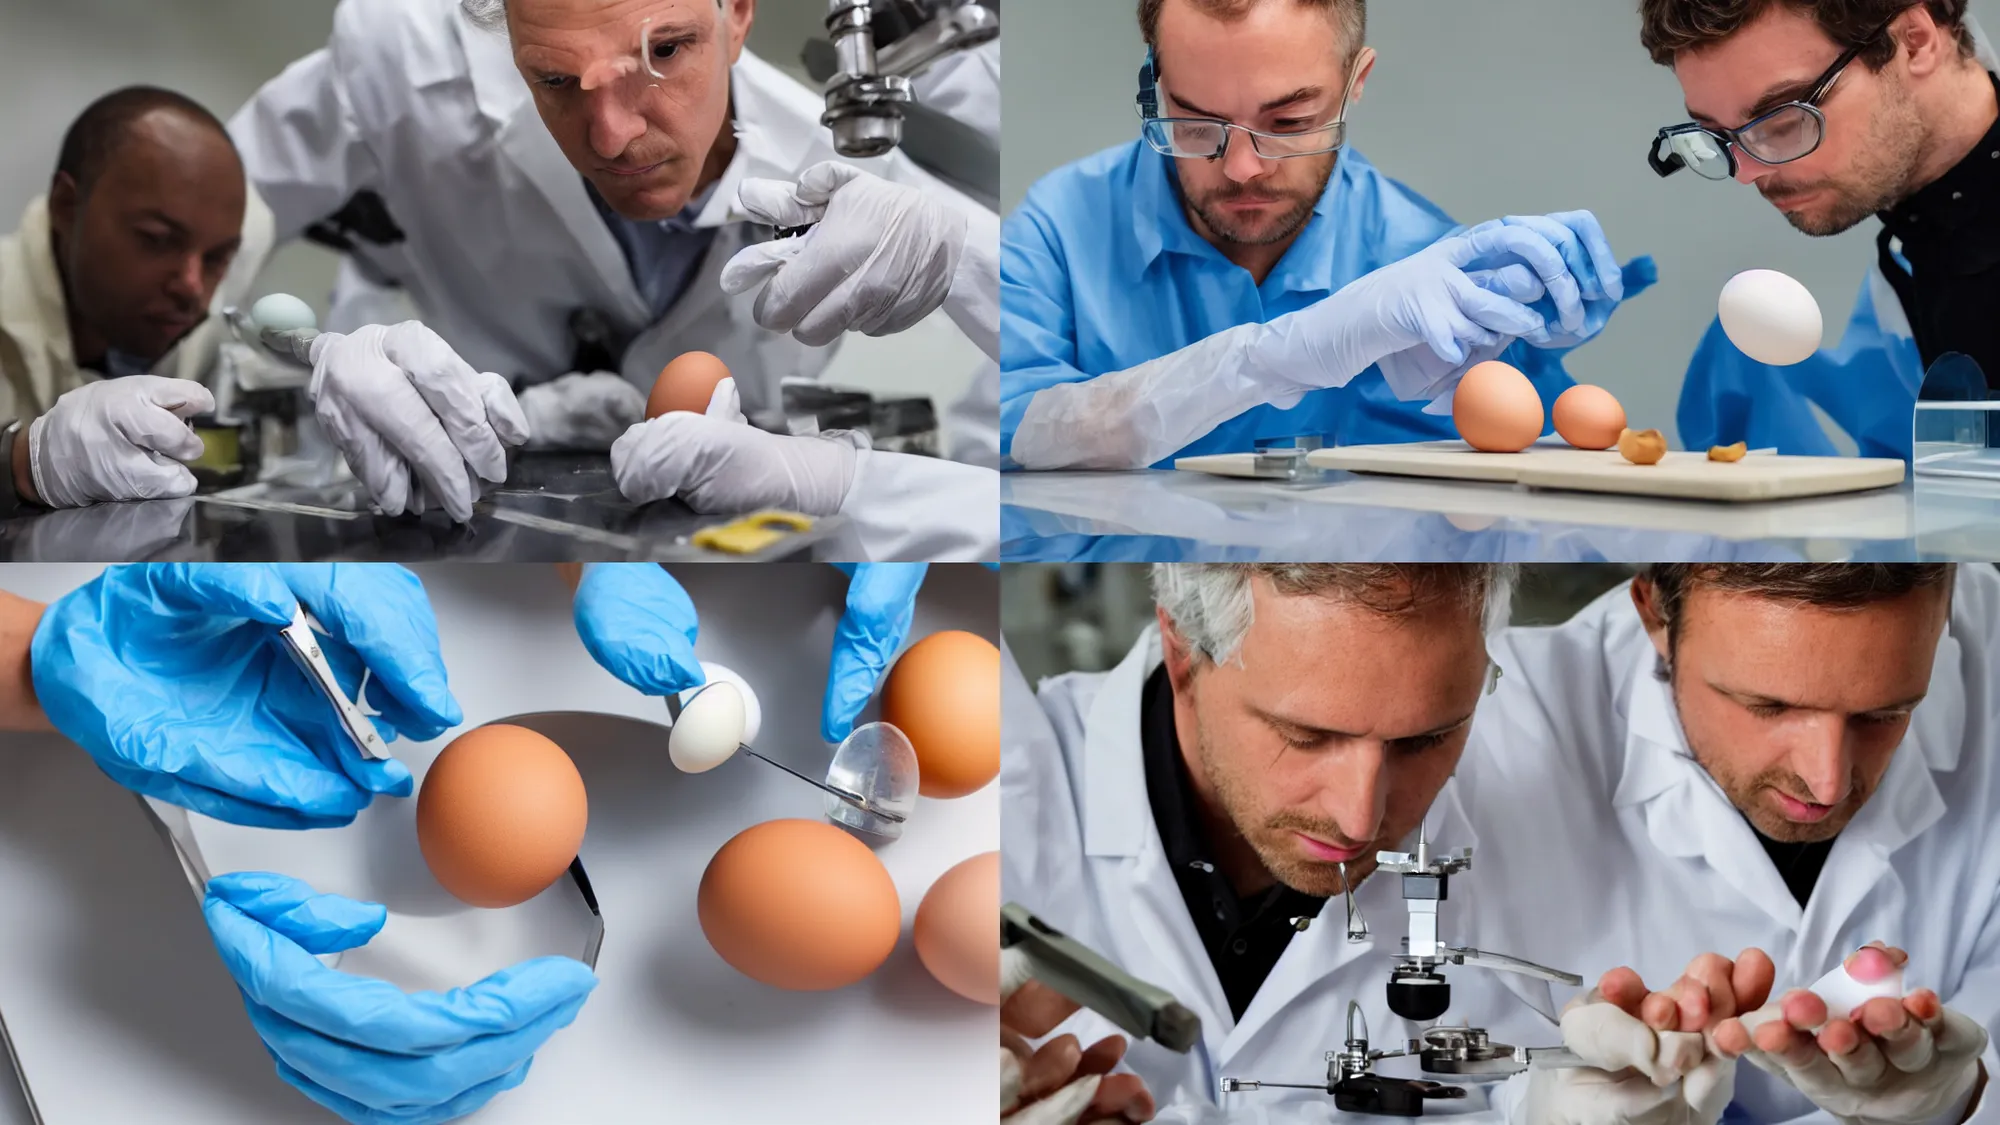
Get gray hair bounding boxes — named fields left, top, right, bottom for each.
left=1150, top=564, right=1514, bottom=666
left=460, top=0, right=508, bottom=33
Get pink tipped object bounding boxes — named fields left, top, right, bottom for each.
left=1807, top=951, right=1906, bottom=1024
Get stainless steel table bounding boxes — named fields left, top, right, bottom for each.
left=1001, top=468, right=2000, bottom=562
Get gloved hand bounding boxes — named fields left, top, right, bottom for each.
left=822, top=563, right=926, bottom=743
left=27, top=375, right=214, bottom=508
left=720, top=161, right=970, bottom=346
left=1521, top=952, right=1775, bottom=1125
left=1011, top=222, right=1581, bottom=470
left=309, top=321, right=529, bottom=523
left=518, top=371, right=647, bottom=452
left=204, top=871, right=597, bottom=1125
left=1001, top=947, right=1156, bottom=1124
left=31, top=564, right=459, bottom=829
left=571, top=563, right=703, bottom=697
left=1715, top=946, right=1988, bottom=1125
left=609, top=412, right=863, bottom=516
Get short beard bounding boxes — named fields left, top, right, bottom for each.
left=1179, top=152, right=1337, bottom=249
left=1772, top=77, right=1928, bottom=237
left=1190, top=710, right=1369, bottom=898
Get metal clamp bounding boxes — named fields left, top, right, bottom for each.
left=277, top=606, right=391, bottom=762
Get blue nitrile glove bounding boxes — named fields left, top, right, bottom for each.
left=572, top=563, right=703, bottom=696
left=31, top=564, right=458, bottom=830
left=1466, top=212, right=1657, bottom=351
left=821, top=563, right=927, bottom=744
left=204, top=872, right=597, bottom=1125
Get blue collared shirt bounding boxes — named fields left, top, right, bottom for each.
left=1000, top=140, right=1577, bottom=466
left=588, top=179, right=722, bottom=321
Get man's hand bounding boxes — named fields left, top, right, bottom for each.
left=1000, top=949, right=1155, bottom=1124
left=518, top=371, right=646, bottom=452
left=26, top=376, right=214, bottom=508
left=1714, top=945, right=1989, bottom=1125
left=1521, top=951, right=1775, bottom=1125
left=309, top=321, right=528, bottom=522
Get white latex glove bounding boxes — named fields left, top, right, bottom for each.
left=720, top=161, right=970, bottom=347
left=518, top=371, right=647, bottom=452
left=27, top=376, right=214, bottom=508
left=1733, top=997, right=1986, bottom=1124
left=308, top=321, right=528, bottom=523
left=609, top=378, right=860, bottom=515
left=1010, top=222, right=1574, bottom=470
left=1521, top=990, right=1737, bottom=1125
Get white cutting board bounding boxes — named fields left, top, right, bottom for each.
left=1298, top=441, right=1906, bottom=502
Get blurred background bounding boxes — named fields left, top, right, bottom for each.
left=0, top=0, right=984, bottom=405
left=1000, top=0, right=2000, bottom=453
left=1002, top=563, right=1642, bottom=683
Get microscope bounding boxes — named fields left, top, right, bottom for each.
left=813, top=0, right=1000, bottom=160
left=1220, top=824, right=1585, bottom=1117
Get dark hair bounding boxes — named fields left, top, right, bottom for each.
left=1639, top=0, right=1974, bottom=67
left=54, top=86, right=235, bottom=196
left=1138, top=0, right=1365, bottom=54
left=1642, top=564, right=1956, bottom=650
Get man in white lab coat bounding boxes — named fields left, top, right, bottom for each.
left=0, top=88, right=277, bottom=513
left=228, top=0, right=997, bottom=557
left=1000, top=564, right=1546, bottom=1120
left=1458, top=564, right=1999, bottom=1125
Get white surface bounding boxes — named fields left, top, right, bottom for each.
left=1304, top=441, right=1906, bottom=501
left=0, top=563, right=1000, bottom=1125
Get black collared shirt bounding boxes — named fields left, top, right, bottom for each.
left=1751, top=822, right=1836, bottom=908
left=1141, top=666, right=1329, bottom=1021
left=1878, top=72, right=2000, bottom=391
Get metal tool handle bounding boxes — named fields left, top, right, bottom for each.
left=262, top=328, right=320, bottom=368
left=1444, top=946, right=1584, bottom=986
left=277, top=607, right=391, bottom=762
left=1001, top=903, right=1201, bottom=1053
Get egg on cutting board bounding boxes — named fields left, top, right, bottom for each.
left=1452, top=361, right=1544, bottom=453
left=1552, top=385, right=1627, bottom=450
left=646, top=351, right=733, bottom=419
left=416, top=725, right=588, bottom=909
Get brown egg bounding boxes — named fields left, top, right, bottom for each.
left=914, top=852, right=1000, bottom=1005
left=1552, top=385, right=1628, bottom=450
left=882, top=631, right=1001, bottom=799
left=698, top=819, right=901, bottom=991
left=1452, top=361, right=1545, bottom=453
left=646, top=351, right=733, bottom=419
left=416, top=725, right=588, bottom=909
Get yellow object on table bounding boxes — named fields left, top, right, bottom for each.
left=691, top=511, right=815, bottom=555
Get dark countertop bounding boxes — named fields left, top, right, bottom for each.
left=0, top=455, right=843, bottom=562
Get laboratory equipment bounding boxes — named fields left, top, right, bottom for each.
left=212, top=295, right=346, bottom=491
left=1915, top=353, right=2000, bottom=482
left=664, top=680, right=918, bottom=840
left=1220, top=824, right=1585, bottom=1116
left=276, top=604, right=391, bottom=763
left=811, top=0, right=1000, bottom=159
left=999, top=903, right=1202, bottom=1053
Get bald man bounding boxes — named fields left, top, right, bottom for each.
left=0, top=86, right=275, bottom=511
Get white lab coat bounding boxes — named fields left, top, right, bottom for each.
left=229, top=0, right=996, bottom=560
left=1454, top=567, right=2000, bottom=1124
left=1002, top=634, right=1529, bottom=1121
left=0, top=191, right=274, bottom=422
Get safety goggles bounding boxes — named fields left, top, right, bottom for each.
left=1648, top=16, right=1898, bottom=181
left=1135, top=46, right=1374, bottom=161
left=521, top=11, right=691, bottom=106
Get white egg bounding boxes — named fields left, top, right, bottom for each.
left=250, top=293, right=318, bottom=335
left=1718, top=269, right=1822, bottom=366
left=1806, top=957, right=1905, bottom=1024
left=695, top=661, right=760, bottom=745
left=669, top=680, right=745, bottom=773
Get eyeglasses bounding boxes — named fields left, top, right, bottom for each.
left=1648, top=15, right=1900, bottom=181
left=1136, top=47, right=1375, bottom=161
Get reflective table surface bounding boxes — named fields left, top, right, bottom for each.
left=0, top=455, right=843, bottom=562
left=1002, top=468, right=2000, bottom=562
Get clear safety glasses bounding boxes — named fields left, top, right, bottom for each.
left=1648, top=16, right=1896, bottom=181
left=528, top=14, right=683, bottom=104
left=1136, top=47, right=1374, bottom=161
